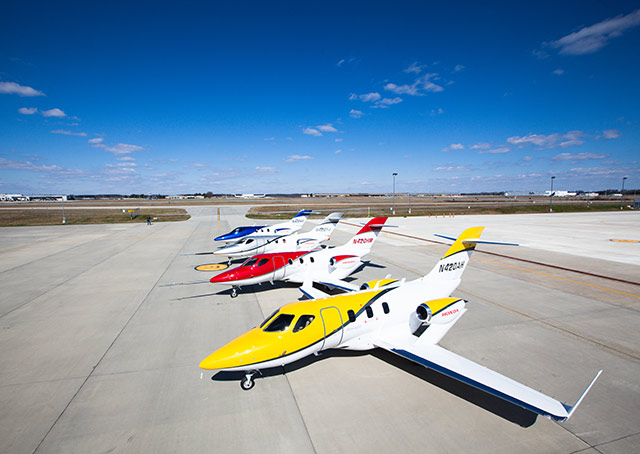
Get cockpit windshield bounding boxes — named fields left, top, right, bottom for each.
left=232, top=228, right=241, bottom=234
left=263, top=313, right=295, bottom=332
left=242, top=258, right=258, bottom=267
left=260, top=309, right=279, bottom=328
left=257, top=258, right=269, bottom=267
left=292, top=315, right=315, bottom=333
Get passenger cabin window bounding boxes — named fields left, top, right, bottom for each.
left=293, top=315, right=315, bottom=333
left=299, top=258, right=304, bottom=264
left=243, top=258, right=258, bottom=267
left=264, top=313, right=295, bottom=332
left=366, top=306, right=373, bottom=318
left=310, top=257, right=315, bottom=263
left=288, top=259, right=293, bottom=265
left=347, top=310, right=356, bottom=323
left=257, top=258, right=269, bottom=267
left=260, top=310, right=279, bottom=328
left=382, top=302, right=390, bottom=314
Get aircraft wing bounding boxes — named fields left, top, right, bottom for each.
left=317, top=277, right=360, bottom=292
left=299, top=275, right=360, bottom=299
left=374, top=336, right=601, bottom=422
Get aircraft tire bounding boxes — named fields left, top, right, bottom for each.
left=240, top=376, right=254, bottom=390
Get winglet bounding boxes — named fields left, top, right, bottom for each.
left=562, top=370, right=603, bottom=421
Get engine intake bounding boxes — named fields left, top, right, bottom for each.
left=416, top=303, right=432, bottom=323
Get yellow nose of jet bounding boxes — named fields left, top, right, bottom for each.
left=199, top=329, right=266, bottom=370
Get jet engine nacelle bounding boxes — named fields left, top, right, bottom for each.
left=410, top=298, right=466, bottom=335
left=328, top=255, right=361, bottom=271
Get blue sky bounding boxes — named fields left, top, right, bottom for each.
left=1, top=1, right=639, bottom=195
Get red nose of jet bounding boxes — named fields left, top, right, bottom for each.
left=210, top=270, right=236, bottom=283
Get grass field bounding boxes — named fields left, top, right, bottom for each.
left=246, top=199, right=631, bottom=219
left=0, top=208, right=190, bottom=227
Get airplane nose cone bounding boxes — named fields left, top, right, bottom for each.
left=199, top=351, right=226, bottom=370
left=210, top=270, right=234, bottom=283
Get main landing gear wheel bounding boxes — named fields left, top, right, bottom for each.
left=240, top=374, right=255, bottom=390
left=230, top=288, right=238, bottom=298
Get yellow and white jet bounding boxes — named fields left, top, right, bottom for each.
left=200, top=227, right=601, bottom=422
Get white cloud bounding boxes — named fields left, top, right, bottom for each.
left=18, top=107, right=38, bottom=115
left=442, top=143, right=464, bottom=152
left=552, top=152, right=609, bottom=161
left=453, top=64, right=465, bottom=72
left=420, top=73, right=444, bottom=92
left=507, top=130, right=585, bottom=149
left=285, top=155, right=313, bottom=162
left=0, top=81, right=45, bottom=97
left=372, top=97, right=403, bottom=108
left=404, top=61, right=426, bottom=74
left=548, top=9, right=640, bottom=55
left=264, top=137, right=275, bottom=141
left=316, top=123, right=337, bottom=133
left=349, top=109, right=364, bottom=118
left=302, top=127, right=322, bottom=136
left=471, top=142, right=490, bottom=149
left=255, top=166, right=279, bottom=174
left=434, top=165, right=471, bottom=172
left=552, top=68, right=565, bottom=75
left=335, top=138, right=344, bottom=142
left=41, top=108, right=66, bottom=118
left=385, top=82, right=420, bottom=96
left=358, top=92, right=382, bottom=102
left=603, top=129, right=621, bottom=139
left=477, top=147, right=511, bottom=154
left=104, top=143, right=144, bottom=155
left=118, top=156, right=135, bottom=161
left=51, top=129, right=87, bottom=137
left=0, top=157, right=85, bottom=176
left=430, top=107, right=444, bottom=116
left=335, top=149, right=342, bottom=154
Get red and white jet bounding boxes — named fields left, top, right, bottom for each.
left=210, top=217, right=388, bottom=297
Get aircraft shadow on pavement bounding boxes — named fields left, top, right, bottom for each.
left=211, top=347, right=537, bottom=427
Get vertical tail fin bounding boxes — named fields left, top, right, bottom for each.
left=295, top=212, right=343, bottom=248
left=345, top=217, right=388, bottom=257
left=272, top=209, right=311, bottom=234
left=425, top=226, right=485, bottom=281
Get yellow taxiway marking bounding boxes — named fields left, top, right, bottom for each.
left=610, top=239, right=640, bottom=243
left=476, top=257, right=640, bottom=299
left=195, top=263, right=228, bottom=272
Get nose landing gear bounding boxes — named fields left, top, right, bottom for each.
left=240, top=371, right=257, bottom=390
left=230, top=287, right=238, bottom=298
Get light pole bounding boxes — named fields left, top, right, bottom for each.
left=549, top=176, right=555, bottom=212
left=392, top=172, right=398, bottom=215
left=62, top=195, right=66, bottom=224
left=621, top=177, right=627, bottom=210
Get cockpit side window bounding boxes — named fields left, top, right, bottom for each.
left=260, top=310, right=279, bottom=328
left=257, top=258, right=269, bottom=267
left=245, top=239, right=254, bottom=244
left=292, top=315, right=315, bottom=333
left=242, top=258, right=258, bottom=267
left=263, top=313, right=295, bottom=332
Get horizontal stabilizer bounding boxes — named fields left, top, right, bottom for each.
left=435, top=233, right=518, bottom=246
left=461, top=239, right=519, bottom=246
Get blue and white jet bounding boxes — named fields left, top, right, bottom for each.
left=214, top=209, right=311, bottom=243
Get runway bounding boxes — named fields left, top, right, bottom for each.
left=1, top=207, right=639, bottom=453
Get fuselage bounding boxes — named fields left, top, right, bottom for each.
left=200, top=277, right=464, bottom=372
left=214, top=226, right=266, bottom=243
